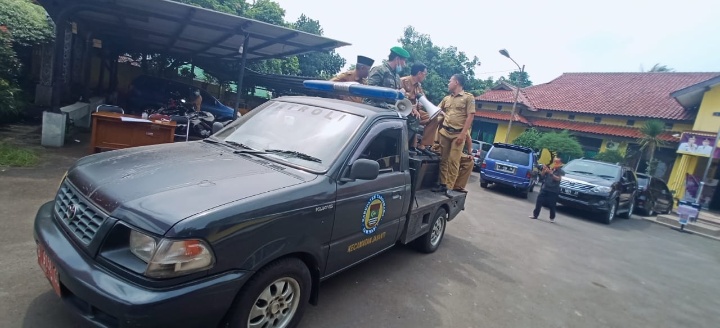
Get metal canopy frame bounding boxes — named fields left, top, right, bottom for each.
left=38, top=0, right=351, bottom=117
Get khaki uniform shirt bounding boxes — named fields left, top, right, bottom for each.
left=330, top=69, right=366, bottom=103
left=438, top=91, right=475, bottom=136
left=400, top=76, right=424, bottom=105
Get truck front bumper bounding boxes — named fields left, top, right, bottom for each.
left=33, top=201, right=249, bottom=328
left=557, top=192, right=612, bottom=212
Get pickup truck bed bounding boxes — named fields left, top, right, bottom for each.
left=400, top=155, right=467, bottom=244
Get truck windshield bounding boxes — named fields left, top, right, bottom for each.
left=487, top=147, right=530, bottom=166
left=564, top=160, right=621, bottom=180
left=214, top=100, right=365, bottom=172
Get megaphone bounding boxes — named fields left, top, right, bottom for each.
left=395, top=98, right=413, bottom=117
left=417, top=95, right=442, bottom=120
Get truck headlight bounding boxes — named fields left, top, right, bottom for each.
left=129, top=230, right=214, bottom=279
left=591, top=186, right=612, bottom=193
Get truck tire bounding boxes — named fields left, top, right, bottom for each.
left=620, top=199, right=634, bottom=219
left=226, top=258, right=311, bottom=328
left=602, top=201, right=617, bottom=225
left=413, top=207, right=448, bottom=253
left=480, top=180, right=488, bottom=188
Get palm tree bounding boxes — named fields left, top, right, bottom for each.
left=646, top=63, right=675, bottom=72
left=636, top=120, right=666, bottom=173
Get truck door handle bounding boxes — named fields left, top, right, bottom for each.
left=392, top=191, right=402, bottom=200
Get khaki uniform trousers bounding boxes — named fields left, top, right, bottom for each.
left=418, top=111, right=440, bottom=147
left=453, top=155, right=474, bottom=190
left=438, top=130, right=466, bottom=187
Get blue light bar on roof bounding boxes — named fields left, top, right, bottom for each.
left=303, top=80, right=405, bottom=101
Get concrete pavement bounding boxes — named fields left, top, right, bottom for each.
left=2, top=153, right=719, bottom=328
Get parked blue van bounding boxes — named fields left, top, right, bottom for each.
left=127, top=75, right=235, bottom=120
left=480, top=143, right=538, bottom=198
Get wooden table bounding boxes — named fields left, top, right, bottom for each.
left=89, top=112, right=177, bottom=153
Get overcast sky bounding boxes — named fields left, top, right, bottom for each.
left=274, top=0, right=720, bottom=84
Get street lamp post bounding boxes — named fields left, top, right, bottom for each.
left=499, top=49, right=525, bottom=143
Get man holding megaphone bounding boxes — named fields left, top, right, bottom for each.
left=430, top=74, right=476, bottom=194
left=400, top=62, right=439, bottom=156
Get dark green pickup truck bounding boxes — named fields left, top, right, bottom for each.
left=34, top=87, right=466, bottom=328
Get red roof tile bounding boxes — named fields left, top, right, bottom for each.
left=529, top=118, right=677, bottom=142
left=474, top=110, right=529, bottom=124
left=476, top=82, right=536, bottom=110
left=476, top=73, right=720, bottom=120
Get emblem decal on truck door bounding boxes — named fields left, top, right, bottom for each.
left=362, top=194, right=386, bottom=235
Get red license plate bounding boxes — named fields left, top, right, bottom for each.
left=36, top=244, right=61, bottom=297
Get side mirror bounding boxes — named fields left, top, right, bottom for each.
left=348, top=159, right=379, bottom=181
left=212, top=122, right=224, bottom=134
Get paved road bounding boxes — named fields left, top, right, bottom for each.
left=2, top=158, right=719, bottom=328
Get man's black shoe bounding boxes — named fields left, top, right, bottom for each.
left=419, top=147, right=436, bottom=157
left=431, top=184, right=447, bottom=193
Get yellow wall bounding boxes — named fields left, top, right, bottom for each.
left=692, top=85, right=720, bottom=133
left=667, top=154, right=700, bottom=199
left=664, top=84, right=720, bottom=206
left=599, top=139, right=630, bottom=154
left=494, top=123, right=525, bottom=144
left=521, top=109, right=691, bottom=132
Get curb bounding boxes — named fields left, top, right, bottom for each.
left=640, top=216, right=720, bottom=242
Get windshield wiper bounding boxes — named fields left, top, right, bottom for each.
left=597, top=174, right=616, bottom=179
left=569, top=170, right=594, bottom=175
left=226, top=140, right=259, bottom=151
left=203, top=138, right=264, bottom=153
left=264, top=149, right=322, bottom=163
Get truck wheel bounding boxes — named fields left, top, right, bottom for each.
left=602, top=201, right=617, bottom=225
left=620, top=200, right=634, bottom=219
left=226, top=258, right=311, bottom=328
left=480, top=180, right=488, bottom=188
left=520, top=189, right=529, bottom=199
left=414, top=208, right=448, bottom=253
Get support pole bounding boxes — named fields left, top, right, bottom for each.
left=233, top=34, right=250, bottom=119
left=82, top=32, right=93, bottom=102
left=504, top=64, right=524, bottom=143
left=50, top=20, right=69, bottom=111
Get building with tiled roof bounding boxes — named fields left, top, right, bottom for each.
left=472, top=72, right=720, bottom=181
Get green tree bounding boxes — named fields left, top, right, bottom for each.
left=0, top=0, right=54, bottom=46
left=244, top=0, right=286, bottom=26
left=0, top=30, right=22, bottom=120
left=504, top=70, right=532, bottom=88
left=398, top=26, right=491, bottom=102
left=593, top=149, right=626, bottom=164
left=535, top=130, right=583, bottom=164
left=173, top=0, right=249, bottom=15
left=292, top=14, right=345, bottom=78
left=512, top=128, right=543, bottom=151
left=637, top=120, right=666, bottom=175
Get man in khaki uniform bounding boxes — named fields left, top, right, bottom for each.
left=432, top=74, right=476, bottom=194
left=400, top=62, right=438, bottom=156
left=452, top=133, right=474, bottom=193
left=330, top=55, right=375, bottom=103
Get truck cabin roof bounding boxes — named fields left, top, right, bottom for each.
left=273, top=96, right=403, bottom=122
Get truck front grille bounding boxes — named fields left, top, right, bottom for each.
left=560, top=180, right=595, bottom=191
left=54, top=181, right=108, bottom=245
